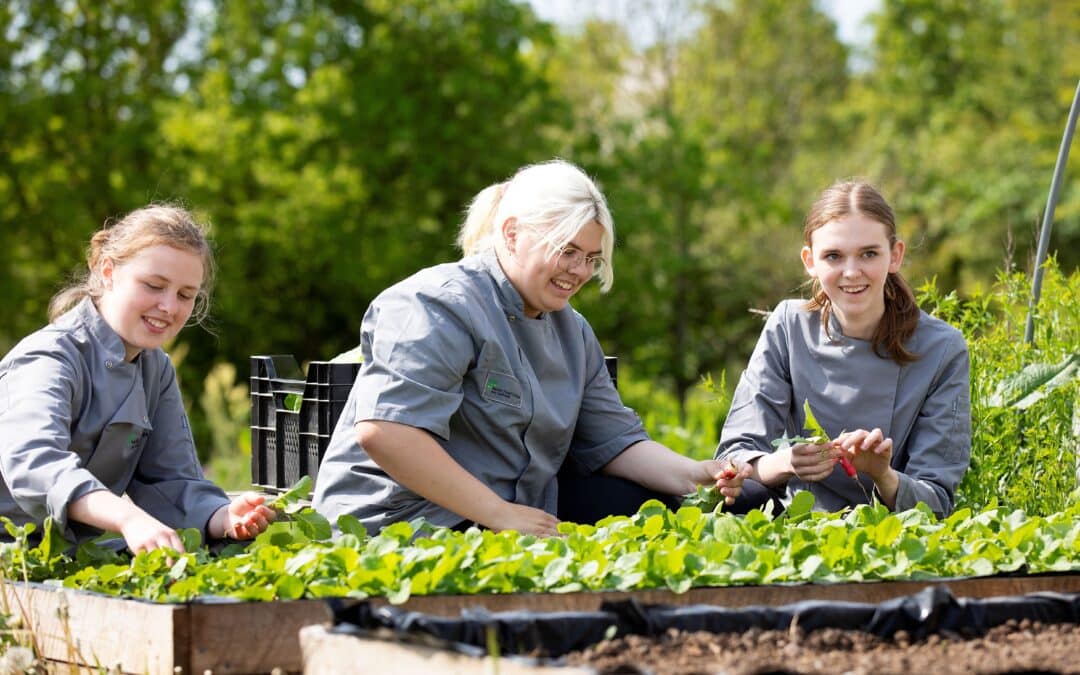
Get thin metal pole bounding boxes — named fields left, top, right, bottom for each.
left=1025, top=79, right=1080, bottom=345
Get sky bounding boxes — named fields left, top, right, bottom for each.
left=527, top=0, right=881, bottom=48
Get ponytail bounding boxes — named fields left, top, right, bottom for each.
left=457, top=161, right=617, bottom=292
left=872, top=273, right=919, bottom=364
left=457, top=182, right=507, bottom=256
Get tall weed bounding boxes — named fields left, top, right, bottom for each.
left=921, top=260, right=1079, bottom=515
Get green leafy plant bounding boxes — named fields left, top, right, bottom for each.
left=921, top=261, right=1079, bottom=516
left=3, top=496, right=1079, bottom=605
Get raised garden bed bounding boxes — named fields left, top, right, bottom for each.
left=8, top=573, right=1080, bottom=673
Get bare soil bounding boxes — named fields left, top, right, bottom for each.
left=563, top=618, right=1080, bottom=674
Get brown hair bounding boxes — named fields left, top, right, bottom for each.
left=803, top=181, right=919, bottom=364
left=49, top=204, right=216, bottom=324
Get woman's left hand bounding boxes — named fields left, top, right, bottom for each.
left=835, top=428, right=893, bottom=481
left=699, top=459, right=753, bottom=506
left=211, top=492, right=277, bottom=540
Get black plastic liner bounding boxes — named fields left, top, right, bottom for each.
left=328, top=584, right=1080, bottom=659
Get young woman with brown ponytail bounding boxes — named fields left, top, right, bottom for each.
left=0, top=205, right=274, bottom=552
left=716, top=181, right=971, bottom=518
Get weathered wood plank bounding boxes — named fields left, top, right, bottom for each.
left=4, top=583, right=332, bottom=675
left=187, top=599, right=333, bottom=674
left=368, top=574, right=1080, bottom=617
left=5, top=582, right=185, bottom=675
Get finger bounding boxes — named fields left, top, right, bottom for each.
left=861, top=428, right=884, bottom=450
left=169, top=535, right=185, bottom=554
left=838, top=433, right=862, bottom=451
left=874, top=438, right=894, bottom=455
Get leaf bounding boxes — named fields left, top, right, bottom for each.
left=771, top=435, right=824, bottom=448
left=168, top=557, right=189, bottom=580
left=39, top=518, right=69, bottom=561
left=179, top=528, right=203, bottom=552
left=274, top=574, right=306, bottom=600
left=799, top=554, right=825, bottom=579
left=642, top=515, right=664, bottom=538
left=387, top=578, right=412, bottom=605
left=785, top=490, right=816, bottom=519
left=802, top=400, right=831, bottom=442
left=988, top=353, right=1079, bottom=408
left=270, top=476, right=313, bottom=511
left=283, top=393, right=303, bottom=412
left=293, top=509, right=333, bottom=541
left=337, top=514, right=368, bottom=540
left=681, top=485, right=720, bottom=512
left=542, top=557, right=571, bottom=587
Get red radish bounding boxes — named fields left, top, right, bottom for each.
left=839, top=456, right=857, bottom=478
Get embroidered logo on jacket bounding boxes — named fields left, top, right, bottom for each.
left=482, top=374, right=522, bottom=408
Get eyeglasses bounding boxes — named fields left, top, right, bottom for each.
left=555, top=247, right=606, bottom=275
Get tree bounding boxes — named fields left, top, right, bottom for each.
left=0, top=0, right=191, bottom=352
left=846, top=0, right=1080, bottom=289
left=551, top=0, right=848, bottom=414
left=154, top=0, right=568, bottom=384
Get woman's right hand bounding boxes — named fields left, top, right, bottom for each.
left=484, top=502, right=560, bottom=537
left=69, top=490, right=184, bottom=554
left=786, top=441, right=838, bottom=482
left=118, top=508, right=185, bottom=554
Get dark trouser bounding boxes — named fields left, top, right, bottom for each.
left=558, top=474, right=786, bottom=522
left=448, top=472, right=676, bottom=531
left=453, top=475, right=787, bottom=531
left=556, top=471, right=682, bottom=524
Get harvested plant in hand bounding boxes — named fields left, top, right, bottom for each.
left=771, top=400, right=869, bottom=501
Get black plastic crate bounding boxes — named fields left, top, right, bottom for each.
left=604, top=355, right=617, bottom=388
left=249, top=355, right=361, bottom=492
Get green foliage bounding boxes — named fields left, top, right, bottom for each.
left=919, top=260, right=1080, bottom=515
left=4, top=496, right=1080, bottom=604
left=617, top=367, right=729, bottom=460
left=198, top=361, right=251, bottom=489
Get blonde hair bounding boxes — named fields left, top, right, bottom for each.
left=457, top=160, right=616, bottom=292
left=49, top=204, right=216, bottom=324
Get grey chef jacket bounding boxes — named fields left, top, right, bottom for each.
left=0, top=298, right=229, bottom=544
left=716, top=299, right=971, bottom=517
left=313, top=252, right=649, bottom=534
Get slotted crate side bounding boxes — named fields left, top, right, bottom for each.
left=250, top=356, right=361, bottom=491
left=276, top=402, right=302, bottom=489
left=250, top=356, right=303, bottom=491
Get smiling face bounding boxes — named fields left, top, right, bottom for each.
left=95, top=244, right=205, bottom=361
left=500, top=218, right=604, bottom=318
left=801, top=213, right=905, bottom=339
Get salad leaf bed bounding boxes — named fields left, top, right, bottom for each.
left=3, top=491, right=1078, bottom=605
